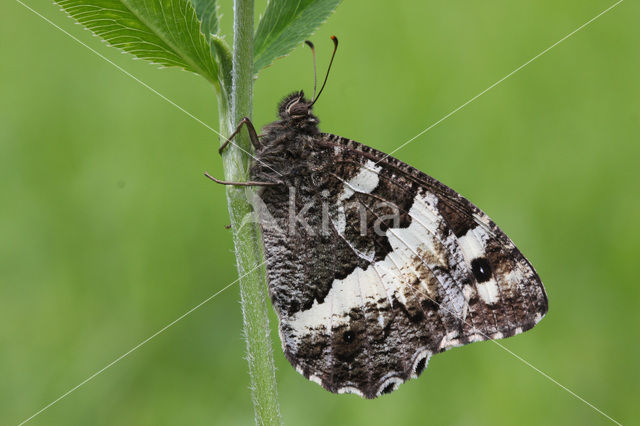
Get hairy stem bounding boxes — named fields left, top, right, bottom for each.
left=219, top=0, right=282, bottom=424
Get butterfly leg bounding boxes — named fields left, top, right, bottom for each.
left=218, top=117, right=261, bottom=155
left=204, top=172, right=282, bottom=187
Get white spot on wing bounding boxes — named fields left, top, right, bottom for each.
left=462, top=285, right=475, bottom=321
left=337, top=386, right=364, bottom=397
left=335, top=205, right=346, bottom=234
left=477, top=278, right=500, bottom=305
left=439, top=330, right=462, bottom=350
left=458, top=227, right=488, bottom=261
left=407, top=191, right=441, bottom=235
left=504, top=268, right=525, bottom=290
left=309, top=375, right=323, bottom=385
left=467, top=333, right=484, bottom=343
left=534, top=312, right=544, bottom=324
left=339, top=160, right=382, bottom=200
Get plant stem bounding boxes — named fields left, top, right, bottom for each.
left=219, top=1, right=282, bottom=424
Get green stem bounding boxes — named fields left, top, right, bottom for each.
left=219, top=1, right=282, bottom=424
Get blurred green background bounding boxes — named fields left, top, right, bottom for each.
left=1, top=0, right=639, bottom=424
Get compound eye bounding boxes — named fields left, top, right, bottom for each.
left=289, top=102, right=308, bottom=116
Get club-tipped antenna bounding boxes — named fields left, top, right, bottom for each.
left=305, top=40, right=318, bottom=102
left=309, top=36, right=338, bottom=107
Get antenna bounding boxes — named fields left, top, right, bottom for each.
left=310, top=36, right=338, bottom=107
left=304, top=40, right=318, bottom=101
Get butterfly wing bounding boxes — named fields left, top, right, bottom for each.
left=253, top=133, right=548, bottom=398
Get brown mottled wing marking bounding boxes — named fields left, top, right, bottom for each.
left=254, top=131, right=547, bottom=399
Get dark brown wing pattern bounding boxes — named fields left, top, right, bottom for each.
left=253, top=132, right=547, bottom=398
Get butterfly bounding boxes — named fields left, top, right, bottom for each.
left=209, top=36, right=548, bottom=398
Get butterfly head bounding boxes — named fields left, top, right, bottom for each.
left=274, top=37, right=339, bottom=133
left=278, top=91, right=319, bottom=130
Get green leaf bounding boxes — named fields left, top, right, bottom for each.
left=253, top=0, right=342, bottom=73
left=188, top=0, right=230, bottom=96
left=55, top=0, right=219, bottom=85
left=189, top=0, right=219, bottom=39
